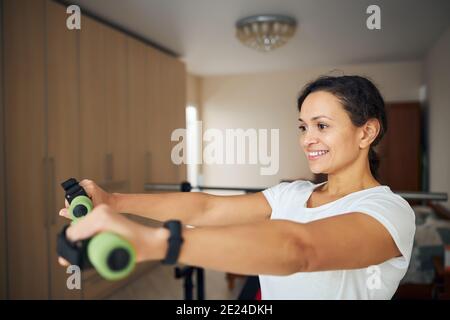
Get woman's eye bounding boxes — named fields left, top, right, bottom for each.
left=318, top=123, right=327, bottom=130
left=298, top=125, right=306, bottom=132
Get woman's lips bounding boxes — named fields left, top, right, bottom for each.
left=307, top=150, right=329, bottom=160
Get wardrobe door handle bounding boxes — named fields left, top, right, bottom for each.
left=43, top=157, right=49, bottom=228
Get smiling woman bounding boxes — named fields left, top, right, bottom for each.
left=257, top=75, right=415, bottom=299
left=58, top=75, right=415, bottom=300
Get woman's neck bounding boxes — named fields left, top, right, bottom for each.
left=318, top=165, right=380, bottom=197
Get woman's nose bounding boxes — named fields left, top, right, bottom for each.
left=301, top=131, right=318, bottom=147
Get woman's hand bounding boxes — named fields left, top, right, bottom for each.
left=58, top=179, right=116, bottom=218
left=58, top=204, right=169, bottom=267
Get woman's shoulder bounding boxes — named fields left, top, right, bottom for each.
left=263, top=179, right=315, bottom=198
left=355, top=185, right=411, bottom=206
left=349, top=185, right=416, bottom=222
left=272, top=179, right=315, bottom=191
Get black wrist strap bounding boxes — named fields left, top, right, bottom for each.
left=56, top=224, right=92, bottom=270
left=61, top=178, right=88, bottom=205
left=161, top=220, right=184, bottom=265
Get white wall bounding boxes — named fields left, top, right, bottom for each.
left=425, top=26, right=450, bottom=209
left=199, top=60, right=424, bottom=188
left=187, top=73, right=201, bottom=109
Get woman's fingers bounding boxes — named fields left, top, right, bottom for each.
left=60, top=179, right=93, bottom=220
left=61, top=204, right=153, bottom=264
left=79, top=179, right=92, bottom=186
left=59, top=207, right=70, bottom=219
left=58, top=257, right=70, bottom=267
left=65, top=204, right=111, bottom=242
left=79, top=179, right=94, bottom=196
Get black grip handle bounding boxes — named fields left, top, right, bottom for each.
left=61, top=178, right=88, bottom=204
left=56, top=224, right=91, bottom=270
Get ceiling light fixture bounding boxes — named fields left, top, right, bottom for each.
left=235, top=14, right=297, bottom=52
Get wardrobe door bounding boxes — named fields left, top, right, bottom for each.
left=79, top=16, right=107, bottom=183
left=0, top=0, right=6, bottom=300
left=4, top=0, right=48, bottom=299
left=145, top=46, right=159, bottom=185
left=149, top=52, right=186, bottom=183
left=128, top=38, right=150, bottom=193
left=171, top=57, right=187, bottom=182
left=103, top=26, right=129, bottom=191
left=46, top=0, right=82, bottom=299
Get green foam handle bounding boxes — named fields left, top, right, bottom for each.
left=87, top=232, right=136, bottom=281
left=69, top=195, right=93, bottom=222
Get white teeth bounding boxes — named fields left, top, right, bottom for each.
left=308, top=150, right=328, bottom=157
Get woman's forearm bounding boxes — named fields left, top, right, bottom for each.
left=112, top=192, right=209, bottom=225
left=148, top=220, right=310, bottom=276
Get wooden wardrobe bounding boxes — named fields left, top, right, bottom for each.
left=1, top=0, right=186, bottom=299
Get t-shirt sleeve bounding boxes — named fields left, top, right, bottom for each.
left=262, top=182, right=291, bottom=217
left=262, top=181, right=309, bottom=219
left=348, top=193, right=416, bottom=269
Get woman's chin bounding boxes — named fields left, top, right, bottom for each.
left=309, top=166, right=328, bottom=175
left=309, top=165, right=323, bottom=174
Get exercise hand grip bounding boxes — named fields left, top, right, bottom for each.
left=58, top=178, right=136, bottom=281
left=68, top=195, right=93, bottom=221
left=88, top=232, right=136, bottom=281
left=62, top=177, right=92, bottom=222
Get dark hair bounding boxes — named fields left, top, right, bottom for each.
left=297, top=75, right=387, bottom=179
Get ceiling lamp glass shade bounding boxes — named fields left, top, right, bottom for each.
left=236, top=15, right=297, bottom=52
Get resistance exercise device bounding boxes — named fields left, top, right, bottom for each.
left=57, top=178, right=136, bottom=281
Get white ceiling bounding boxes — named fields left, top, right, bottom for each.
left=71, top=0, right=450, bottom=76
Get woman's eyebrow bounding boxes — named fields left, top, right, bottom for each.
left=298, top=115, right=333, bottom=122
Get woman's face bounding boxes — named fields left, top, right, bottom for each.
left=298, top=91, right=363, bottom=175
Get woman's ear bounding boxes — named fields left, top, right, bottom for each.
left=360, top=119, right=380, bottom=149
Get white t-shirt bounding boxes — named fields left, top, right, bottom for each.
left=259, top=180, right=416, bottom=300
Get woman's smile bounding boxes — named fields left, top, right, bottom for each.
left=306, top=150, right=329, bottom=160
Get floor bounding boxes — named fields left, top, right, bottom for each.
left=108, top=264, right=246, bottom=300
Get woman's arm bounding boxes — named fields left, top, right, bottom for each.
left=60, top=179, right=272, bottom=226
left=114, top=191, right=271, bottom=226
left=63, top=205, right=401, bottom=276
left=155, top=212, right=401, bottom=275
